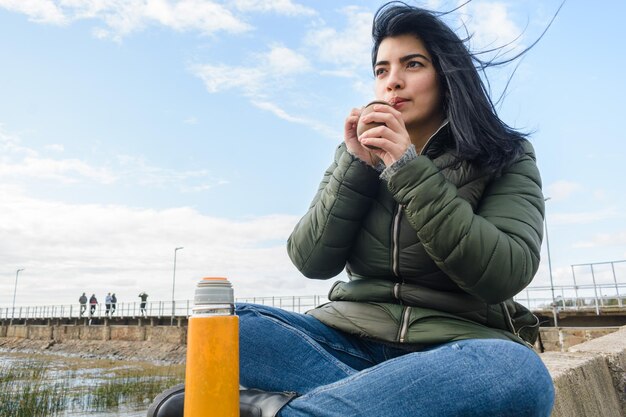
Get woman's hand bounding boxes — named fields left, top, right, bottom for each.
left=344, top=107, right=380, bottom=166
left=357, top=104, right=412, bottom=167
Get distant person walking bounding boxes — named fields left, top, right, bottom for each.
left=89, top=294, right=98, bottom=316
left=138, top=292, right=148, bottom=317
left=105, top=293, right=112, bottom=317
left=78, top=292, right=87, bottom=317
left=111, top=293, right=117, bottom=315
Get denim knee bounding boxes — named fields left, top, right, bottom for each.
left=470, top=340, right=554, bottom=417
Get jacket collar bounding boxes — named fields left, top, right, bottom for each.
left=422, top=120, right=453, bottom=158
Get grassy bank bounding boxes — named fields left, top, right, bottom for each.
left=0, top=353, right=184, bottom=416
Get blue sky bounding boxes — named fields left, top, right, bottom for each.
left=1, top=0, right=625, bottom=307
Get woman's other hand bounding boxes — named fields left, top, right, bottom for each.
left=344, top=107, right=381, bottom=167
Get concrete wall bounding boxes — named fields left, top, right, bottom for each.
left=5, top=325, right=28, bottom=338
left=26, top=325, right=53, bottom=340
left=543, top=326, right=626, bottom=417
left=54, top=325, right=81, bottom=341
left=146, top=326, right=186, bottom=344
left=539, top=327, right=620, bottom=352
left=0, top=322, right=186, bottom=344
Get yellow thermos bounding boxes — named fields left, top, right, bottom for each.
left=184, top=277, right=239, bottom=417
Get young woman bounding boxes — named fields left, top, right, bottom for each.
left=148, top=2, right=554, bottom=416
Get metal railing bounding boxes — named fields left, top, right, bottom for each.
left=0, top=295, right=329, bottom=321
left=514, top=282, right=626, bottom=314
left=2, top=282, right=626, bottom=322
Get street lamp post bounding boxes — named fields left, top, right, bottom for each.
left=12, top=268, right=24, bottom=320
left=171, top=247, right=184, bottom=325
left=544, top=197, right=557, bottom=326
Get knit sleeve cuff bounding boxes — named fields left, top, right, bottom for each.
left=380, top=145, right=417, bottom=181
left=346, top=148, right=386, bottom=173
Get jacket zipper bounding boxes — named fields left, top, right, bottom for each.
left=391, top=122, right=447, bottom=288
left=393, top=120, right=448, bottom=342
left=392, top=204, right=403, bottom=279
left=398, top=306, right=412, bottom=343
left=392, top=204, right=408, bottom=341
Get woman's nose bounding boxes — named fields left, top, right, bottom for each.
left=386, top=68, right=404, bottom=90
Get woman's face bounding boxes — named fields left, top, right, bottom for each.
left=374, top=34, right=444, bottom=139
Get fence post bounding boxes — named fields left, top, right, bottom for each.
left=590, top=264, right=600, bottom=315
left=611, top=262, right=622, bottom=307
left=571, top=265, right=580, bottom=308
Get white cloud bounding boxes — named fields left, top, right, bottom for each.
left=180, top=180, right=229, bottom=193
left=251, top=100, right=339, bottom=138
left=0, top=156, right=117, bottom=184
left=0, top=129, right=37, bottom=158
left=0, top=126, right=116, bottom=183
left=0, top=0, right=251, bottom=40
left=233, top=0, right=315, bottom=16
left=116, top=154, right=225, bottom=190
left=592, top=189, right=608, bottom=201
left=189, top=9, right=373, bottom=137
left=192, top=64, right=265, bottom=96
left=304, top=6, right=372, bottom=71
left=546, top=180, right=583, bottom=201
left=144, top=0, right=250, bottom=35
left=461, top=1, right=523, bottom=51
left=573, top=231, right=626, bottom=249
left=191, top=45, right=342, bottom=138
left=550, top=207, right=621, bottom=226
left=251, top=100, right=307, bottom=124
left=425, top=0, right=445, bottom=10
left=0, top=187, right=331, bottom=306
left=0, top=0, right=67, bottom=24
left=0, top=126, right=223, bottom=190
left=192, top=44, right=310, bottom=96
left=44, top=143, right=65, bottom=152
left=265, top=45, right=311, bottom=75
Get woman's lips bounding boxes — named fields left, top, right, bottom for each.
left=389, top=97, right=408, bottom=108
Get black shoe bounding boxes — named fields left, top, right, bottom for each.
left=147, top=385, right=296, bottom=417
left=146, top=383, right=184, bottom=417
left=240, top=388, right=297, bottom=417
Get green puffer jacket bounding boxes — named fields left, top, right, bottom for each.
left=287, top=124, right=544, bottom=347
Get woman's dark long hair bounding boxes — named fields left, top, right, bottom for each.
left=372, top=1, right=560, bottom=175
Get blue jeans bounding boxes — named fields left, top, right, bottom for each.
left=237, top=303, right=554, bottom=417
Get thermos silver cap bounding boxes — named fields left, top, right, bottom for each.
left=194, top=277, right=234, bottom=306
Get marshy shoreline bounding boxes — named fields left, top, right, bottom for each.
left=0, top=337, right=186, bottom=365
left=0, top=347, right=186, bottom=416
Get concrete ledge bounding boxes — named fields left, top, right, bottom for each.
left=541, top=326, right=626, bottom=417
left=568, top=327, right=626, bottom=416
left=0, top=323, right=186, bottom=344
left=539, top=327, right=620, bottom=352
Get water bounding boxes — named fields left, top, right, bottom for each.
left=0, top=352, right=184, bottom=417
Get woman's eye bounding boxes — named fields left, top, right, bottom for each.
left=375, top=68, right=387, bottom=77
left=407, top=61, right=423, bottom=69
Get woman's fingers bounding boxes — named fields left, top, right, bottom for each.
left=359, top=128, right=395, bottom=150
left=357, top=103, right=411, bottom=163
left=344, top=108, right=363, bottom=139
left=344, top=107, right=379, bottom=166
left=362, top=104, right=406, bottom=131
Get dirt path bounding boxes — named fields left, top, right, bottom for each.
left=0, top=337, right=186, bottom=364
